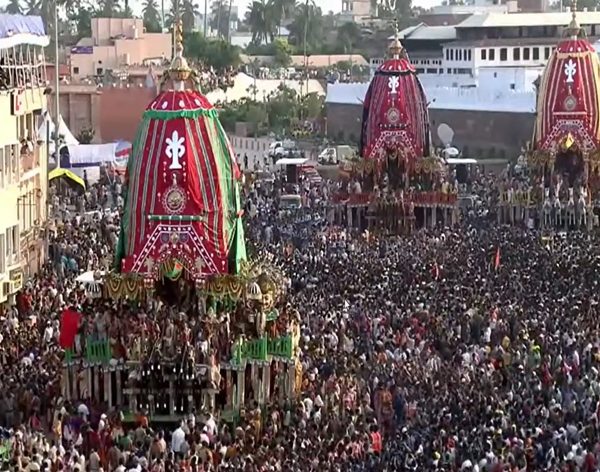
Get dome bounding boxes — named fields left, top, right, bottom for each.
left=247, top=281, right=262, bottom=300
left=534, top=8, right=600, bottom=156
left=359, top=31, right=430, bottom=165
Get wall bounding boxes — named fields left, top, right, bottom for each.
left=229, top=136, right=275, bottom=171
left=51, top=85, right=102, bottom=141
left=326, top=102, right=535, bottom=160
left=92, top=18, right=143, bottom=44
left=327, top=82, right=536, bottom=113
left=429, top=108, right=534, bottom=158
left=99, top=87, right=156, bottom=142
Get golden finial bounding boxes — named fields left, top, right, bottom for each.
left=175, top=18, right=184, bottom=55
left=168, top=17, right=191, bottom=89
left=388, top=19, right=404, bottom=59
left=566, top=0, right=583, bottom=38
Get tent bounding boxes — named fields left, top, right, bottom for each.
left=38, top=110, right=79, bottom=155
left=48, top=168, right=85, bottom=189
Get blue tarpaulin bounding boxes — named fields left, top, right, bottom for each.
left=0, top=14, right=45, bottom=38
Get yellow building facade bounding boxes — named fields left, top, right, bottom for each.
left=0, top=17, right=49, bottom=304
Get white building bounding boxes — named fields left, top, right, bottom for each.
left=0, top=15, right=49, bottom=303
left=357, top=10, right=600, bottom=112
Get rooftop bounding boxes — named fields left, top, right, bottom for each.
left=393, top=24, right=458, bottom=41
left=456, top=11, right=600, bottom=28
left=0, top=14, right=48, bottom=49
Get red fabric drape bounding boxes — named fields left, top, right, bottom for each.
left=59, top=308, right=81, bottom=349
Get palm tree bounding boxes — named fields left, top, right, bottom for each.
left=337, top=21, right=361, bottom=53
left=288, top=0, right=322, bottom=49
left=143, top=0, right=162, bottom=32
left=5, top=0, right=22, bottom=14
left=269, top=0, right=295, bottom=34
left=247, top=0, right=276, bottom=45
left=98, top=0, right=121, bottom=17
left=24, top=0, right=40, bottom=15
left=181, top=0, right=199, bottom=32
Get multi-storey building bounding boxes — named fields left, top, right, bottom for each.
left=328, top=9, right=600, bottom=158
left=338, top=0, right=374, bottom=24
left=70, top=18, right=172, bottom=81
left=0, top=15, right=49, bottom=303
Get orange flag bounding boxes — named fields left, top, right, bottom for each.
left=494, top=247, right=501, bottom=270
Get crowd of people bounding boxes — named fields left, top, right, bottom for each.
left=3, top=169, right=600, bottom=471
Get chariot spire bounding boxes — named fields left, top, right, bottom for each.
left=388, top=19, right=404, bottom=60
left=566, top=0, right=583, bottom=39
left=167, top=18, right=191, bottom=90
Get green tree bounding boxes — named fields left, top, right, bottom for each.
left=182, top=0, right=199, bottom=32
left=247, top=0, right=276, bottom=45
left=5, top=0, right=22, bottom=14
left=98, top=0, right=122, bottom=17
left=184, top=32, right=241, bottom=70
left=210, top=0, right=231, bottom=38
left=288, top=0, right=323, bottom=51
left=68, top=6, right=93, bottom=39
left=272, top=38, right=292, bottom=67
left=301, top=92, right=323, bottom=119
left=336, top=21, right=361, bottom=53
left=143, top=0, right=162, bottom=32
left=265, top=84, right=300, bottom=132
left=269, top=0, right=295, bottom=34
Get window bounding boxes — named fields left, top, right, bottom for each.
left=0, top=148, right=4, bottom=189
left=11, top=144, right=18, bottom=181
left=0, top=234, right=5, bottom=274
left=73, top=66, right=79, bottom=74
left=544, top=47, right=550, bottom=59
left=523, top=47, right=530, bottom=60
left=467, top=50, right=472, bottom=61
left=96, top=67, right=103, bottom=75
left=533, top=47, right=539, bottom=60
left=481, top=49, right=487, bottom=60
left=445, top=49, right=450, bottom=60
left=416, top=68, right=425, bottom=74
left=10, top=225, right=18, bottom=262
left=4, top=145, right=10, bottom=184
left=489, top=49, right=495, bottom=61
left=513, top=48, right=520, bottom=61
left=450, top=49, right=454, bottom=61
left=500, top=48, right=507, bottom=61
left=447, top=68, right=451, bottom=74
left=6, top=228, right=11, bottom=264
left=458, top=50, right=462, bottom=60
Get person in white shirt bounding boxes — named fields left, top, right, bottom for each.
left=171, top=423, right=186, bottom=453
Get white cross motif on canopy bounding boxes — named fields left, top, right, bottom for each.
left=166, top=130, right=185, bottom=170
left=388, top=76, right=400, bottom=95
left=564, top=59, right=577, bottom=84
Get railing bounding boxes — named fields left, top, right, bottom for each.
left=65, top=337, right=112, bottom=365
left=232, top=335, right=294, bottom=364
left=332, top=191, right=458, bottom=205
